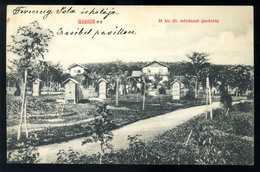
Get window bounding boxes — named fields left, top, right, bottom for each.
left=78, top=70, right=81, bottom=73
left=147, top=69, right=151, bottom=73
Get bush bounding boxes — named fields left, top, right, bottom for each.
left=8, top=144, right=40, bottom=163
left=231, top=116, right=253, bottom=137
left=182, top=90, right=195, bottom=100
left=237, top=102, right=253, bottom=113
left=56, top=148, right=82, bottom=164
left=158, top=86, right=166, bottom=94
left=247, top=91, right=254, bottom=100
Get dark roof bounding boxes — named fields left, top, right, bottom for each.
left=141, top=61, right=170, bottom=68
left=68, top=63, right=90, bottom=71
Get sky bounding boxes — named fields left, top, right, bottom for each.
left=6, top=6, right=254, bottom=69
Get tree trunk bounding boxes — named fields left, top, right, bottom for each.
left=17, top=68, right=28, bottom=141
left=143, top=87, right=146, bottom=110
left=207, top=77, right=213, bottom=120
left=99, top=144, right=103, bottom=164
left=116, top=78, right=119, bottom=106
left=195, top=78, right=198, bottom=99
left=142, top=77, right=146, bottom=111
left=205, top=78, right=208, bottom=119
left=24, top=96, right=28, bottom=138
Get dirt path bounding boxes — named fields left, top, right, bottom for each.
left=34, top=102, right=223, bottom=163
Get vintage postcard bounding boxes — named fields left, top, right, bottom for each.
left=6, top=5, right=254, bottom=164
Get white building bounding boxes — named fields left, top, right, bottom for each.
left=68, top=63, right=90, bottom=76
left=141, top=61, right=170, bottom=81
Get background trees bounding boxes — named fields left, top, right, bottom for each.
left=7, top=21, right=54, bottom=140
left=184, top=52, right=210, bottom=98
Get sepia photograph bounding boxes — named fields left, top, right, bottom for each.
left=6, top=5, right=254, bottom=164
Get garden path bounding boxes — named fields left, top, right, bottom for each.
left=36, top=102, right=223, bottom=163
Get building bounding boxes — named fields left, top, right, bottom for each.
left=62, top=78, right=83, bottom=103
left=32, top=78, right=42, bottom=96
left=141, top=61, right=170, bottom=81
left=67, top=63, right=90, bottom=76
left=130, top=71, right=142, bottom=78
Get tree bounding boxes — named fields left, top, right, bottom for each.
left=228, top=65, right=253, bottom=96
left=119, top=71, right=129, bottom=96
left=153, top=73, right=163, bottom=89
left=82, top=102, right=114, bottom=164
left=104, top=61, right=129, bottom=106
left=7, top=21, right=54, bottom=140
left=185, top=52, right=210, bottom=99
left=32, top=61, right=65, bottom=92
left=140, top=73, right=149, bottom=110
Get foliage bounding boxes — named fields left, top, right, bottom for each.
left=7, top=20, right=54, bottom=85
left=37, top=61, right=66, bottom=87
left=8, top=144, right=40, bottom=163
left=7, top=20, right=54, bottom=141
left=56, top=148, right=82, bottom=164
left=7, top=121, right=94, bottom=151
left=153, top=74, right=163, bottom=89
left=182, top=88, right=195, bottom=100
left=81, top=102, right=114, bottom=164
left=81, top=102, right=253, bottom=165
left=158, top=85, right=166, bottom=94
left=140, top=73, right=150, bottom=95
left=183, top=52, right=210, bottom=98
left=228, top=66, right=253, bottom=94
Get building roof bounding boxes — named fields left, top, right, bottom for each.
left=171, top=79, right=183, bottom=85
left=229, top=65, right=250, bottom=71
left=62, top=78, right=79, bottom=85
left=68, top=63, right=90, bottom=71
left=32, top=78, right=43, bottom=82
left=141, top=61, right=170, bottom=68
left=98, top=78, right=109, bottom=83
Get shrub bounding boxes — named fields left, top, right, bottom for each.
left=158, top=86, right=166, bottom=94
left=81, top=102, right=114, bottom=164
left=237, top=102, right=253, bottom=113
left=56, top=148, right=82, bottom=164
left=183, top=89, right=195, bottom=100
left=247, top=91, right=253, bottom=100
left=8, top=144, right=40, bottom=163
left=113, top=135, right=161, bottom=164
